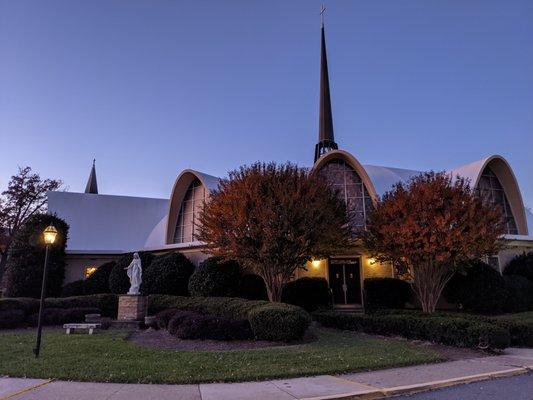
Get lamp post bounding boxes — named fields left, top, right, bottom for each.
left=33, top=224, right=58, bottom=358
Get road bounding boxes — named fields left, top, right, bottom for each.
left=393, top=373, right=533, bottom=400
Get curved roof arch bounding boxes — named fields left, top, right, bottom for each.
left=449, top=155, right=528, bottom=235
left=165, top=169, right=221, bottom=244
left=311, top=150, right=380, bottom=205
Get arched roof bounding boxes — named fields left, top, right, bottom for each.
left=362, top=165, right=422, bottom=198
left=165, top=169, right=221, bottom=244
left=448, top=155, right=528, bottom=235
left=312, top=150, right=380, bottom=204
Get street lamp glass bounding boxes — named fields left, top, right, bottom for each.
left=43, top=225, right=58, bottom=245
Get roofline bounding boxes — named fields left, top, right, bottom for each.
left=47, top=190, right=168, bottom=202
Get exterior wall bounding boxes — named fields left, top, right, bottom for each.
left=497, top=243, right=533, bottom=273
left=64, top=254, right=120, bottom=283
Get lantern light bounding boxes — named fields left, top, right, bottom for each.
left=43, top=225, right=58, bottom=245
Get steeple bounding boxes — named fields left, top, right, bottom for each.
left=84, top=159, right=98, bottom=194
left=314, top=6, right=338, bottom=163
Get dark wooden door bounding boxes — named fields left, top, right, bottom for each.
left=328, top=259, right=361, bottom=305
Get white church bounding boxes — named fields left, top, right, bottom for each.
left=48, top=22, right=533, bottom=307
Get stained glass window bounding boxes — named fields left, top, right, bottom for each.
left=173, top=178, right=206, bottom=243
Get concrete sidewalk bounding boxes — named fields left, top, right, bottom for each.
left=1, top=348, right=532, bottom=400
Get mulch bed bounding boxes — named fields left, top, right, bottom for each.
left=127, top=328, right=317, bottom=351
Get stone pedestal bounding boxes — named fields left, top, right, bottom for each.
left=117, top=295, right=146, bottom=321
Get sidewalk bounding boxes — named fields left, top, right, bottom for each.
left=1, top=348, right=532, bottom=400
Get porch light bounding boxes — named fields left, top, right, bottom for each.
left=43, top=225, right=58, bottom=245
left=311, top=259, right=321, bottom=269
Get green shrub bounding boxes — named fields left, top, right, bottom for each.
left=169, top=311, right=253, bottom=341
left=44, top=294, right=118, bottom=318
left=0, top=297, right=40, bottom=315
left=26, top=307, right=100, bottom=326
left=3, top=214, right=69, bottom=298
left=84, top=261, right=116, bottom=294
left=61, top=280, right=86, bottom=297
left=281, top=277, right=330, bottom=312
left=503, top=275, right=533, bottom=312
left=249, top=303, right=311, bottom=341
left=504, top=252, right=533, bottom=282
left=188, top=257, right=241, bottom=297
left=314, top=310, right=510, bottom=350
left=364, top=278, right=411, bottom=310
left=109, top=252, right=155, bottom=294
left=142, top=252, right=194, bottom=296
left=443, top=260, right=508, bottom=315
left=0, top=309, right=27, bottom=329
left=238, top=274, right=268, bottom=300
left=147, top=295, right=310, bottom=342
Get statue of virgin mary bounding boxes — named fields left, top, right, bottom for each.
left=125, top=252, right=142, bottom=295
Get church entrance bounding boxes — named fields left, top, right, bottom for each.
left=328, top=259, right=361, bottom=305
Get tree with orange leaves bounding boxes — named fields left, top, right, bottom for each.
left=364, top=171, right=505, bottom=313
left=197, top=162, right=350, bottom=302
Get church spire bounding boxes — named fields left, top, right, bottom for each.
left=84, top=159, right=98, bottom=194
left=314, top=5, right=338, bottom=163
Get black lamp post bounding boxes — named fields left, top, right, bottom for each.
left=33, top=224, right=58, bottom=358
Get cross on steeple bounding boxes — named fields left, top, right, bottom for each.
left=320, top=4, right=326, bottom=27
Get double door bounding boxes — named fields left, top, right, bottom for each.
left=328, top=259, right=361, bottom=305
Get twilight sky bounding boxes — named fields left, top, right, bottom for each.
left=1, top=0, right=532, bottom=207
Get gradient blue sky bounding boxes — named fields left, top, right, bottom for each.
left=1, top=0, right=532, bottom=207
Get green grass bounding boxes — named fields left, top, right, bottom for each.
left=0, top=328, right=441, bottom=384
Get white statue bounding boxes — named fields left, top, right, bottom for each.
left=125, top=252, right=142, bottom=295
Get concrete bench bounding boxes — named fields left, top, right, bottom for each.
left=63, top=323, right=101, bottom=335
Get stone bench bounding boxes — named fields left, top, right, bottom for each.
left=63, top=323, right=101, bottom=335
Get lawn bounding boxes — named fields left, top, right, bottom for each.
left=0, top=327, right=441, bottom=384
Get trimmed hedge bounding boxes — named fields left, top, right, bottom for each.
left=281, top=277, right=330, bottom=312
left=188, top=257, right=241, bottom=297
left=364, top=278, right=411, bottom=310
left=503, top=275, right=533, bottom=312
left=314, top=310, right=510, bottom=350
left=142, top=252, right=194, bottom=296
left=109, top=252, right=155, bottom=294
left=148, top=295, right=310, bottom=342
left=0, top=294, right=118, bottom=319
left=169, top=311, right=253, bottom=341
left=369, top=309, right=533, bottom=348
left=0, top=309, right=26, bottom=329
left=504, top=252, right=533, bottom=281
left=26, top=307, right=100, bottom=327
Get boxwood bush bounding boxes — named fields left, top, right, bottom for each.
left=142, top=252, right=194, bottom=296
left=109, top=252, right=155, bottom=294
left=188, top=257, right=241, bottom=297
left=0, top=294, right=118, bottom=319
left=84, top=261, right=116, bottom=294
left=314, top=310, right=510, bottom=350
left=61, top=280, right=86, bottom=297
left=0, top=309, right=27, bottom=329
left=238, top=274, right=268, bottom=300
left=364, top=278, right=411, bottom=310
left=503, top=275, right=533, bottom=312
left=169, top=311, right=253, bottom=341
left=26, top=307, right=100, bottom=326
left=148, top=295, right=310, bottom=342
left=281, top=277, right=330, bottom=312
left=443, top=261, right=508, bottom=314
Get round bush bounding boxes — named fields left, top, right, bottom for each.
left=364, top=278, right=412, bottom=310
left=504, top=252, right=533, bottom=282
left=238, top=274, right=268, bottom=300
left=0, top=309, right=26, bottom=329
left=61, top=280, right=86, bottom=297
left=84, top=261, right=116, bottom=294
left=443, top=260, right=508, bottom=315
left=109, top=252, right=155, bottom=294
left=188, top=257, right=241, bottom=297
left=248, top=303, right=311, bottom=342
left=142, top=252, right=194, bottom=296
left=281, top=277, right=330, bottom=312
left=170, top=311, right=253, bottom=341
left=504, top=275, right=533, bottom=312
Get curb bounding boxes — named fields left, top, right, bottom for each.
left=300, top=367, right=529, bottom=400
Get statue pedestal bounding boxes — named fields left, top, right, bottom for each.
left=117, top=295, right=146, bottom=321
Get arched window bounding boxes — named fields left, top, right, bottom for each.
left=316, top=159, right=373, bottom=235
left=173, top=178, right=206, bottom=243
left=477, top=166, right=518, bottom=235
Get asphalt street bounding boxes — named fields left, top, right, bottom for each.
left=393, top=372, right=533, bottom=400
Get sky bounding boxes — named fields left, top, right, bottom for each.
left=1, top=0, right=532, bottom=207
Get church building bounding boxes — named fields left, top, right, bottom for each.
left=48, top=21, right=533, bottom=308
